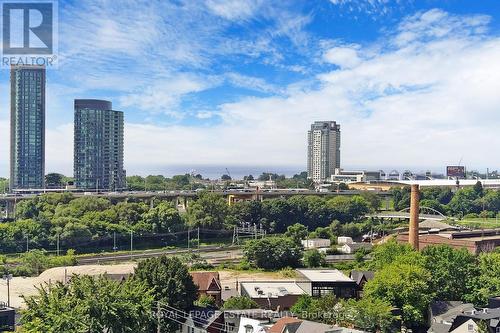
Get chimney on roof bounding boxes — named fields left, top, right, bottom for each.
left=409, top=184, right=420, bottom=250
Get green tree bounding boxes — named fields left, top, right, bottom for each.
left=222, top=296, right=258, bottom=310
left=195, top=294, right=217, bottom=308
left=368, top=239, right=416, bottom=270
left=20, top=249, right=50, bottom=276
left=0, top=178, right=8, bottom=193
left=359, top=191, right=382, bottom=212
left=337, top=297, right=398, bottom=332
left=285, top=223, right=308, bottom=244
left=45, top=173, right=65, bottom=188
left=327, top=196, right=369, bottom=222
left=134, top=256, right=198, bottom=330
left=465, top=252, right=500, bottom=306
left=243, top=237, right=303, bottom=270
left=364, top=262, right=433, bottom=327
left=188, top=192, right=229, bottom=229
left=142, top=202, right=184, bottom=233
left=447, top=188, right=480, bottom=216
left=21, top=275, right=153, bottom=333
left=422, top=245, right=479, bottom=301
left=303, top=249, right=326, bottom=268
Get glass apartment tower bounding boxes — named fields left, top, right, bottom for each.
left=10, top=65, right=46, bottom=190
left=307, top=121, right=341, bottom=183
left=74, top=99, right=126, bottom=191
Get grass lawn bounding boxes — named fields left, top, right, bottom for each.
left=454, top=217, right=500, bottom=229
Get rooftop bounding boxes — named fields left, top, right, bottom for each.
left=240, top=281, right=307, bottom=298
left=296, top=269, right=354, bottom=283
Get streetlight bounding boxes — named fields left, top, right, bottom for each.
left=3, top=274, right=12, bottom=307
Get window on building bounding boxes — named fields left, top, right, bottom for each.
left=467, top=323, right=474, bottom=332
left=244, top=325, right=254, bottom=333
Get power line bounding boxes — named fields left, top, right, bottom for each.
left=153, top=303, right=231, bottom=333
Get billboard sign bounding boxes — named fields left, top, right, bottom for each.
left=447, top=166, right=465, bottom=178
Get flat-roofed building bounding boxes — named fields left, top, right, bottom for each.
left=239, top=281, right=307, bottom=311
left=307, top=121, right=340, bottom=183
left=296, top=269, right=357, bottom=299
left=396, top=229, right=500, bottom=254
left=301, top=238, right=331, bottom=249
left=74, top=99, right=126, bottom=191
left=10, top=65, right=46, bottom=190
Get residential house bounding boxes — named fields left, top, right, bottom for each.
left=268, top=317, right=302, bottom=333
left=427, top=301, right=475, bottom=333
left=175, top=306, right=224, bottom=333
left=275, top=318, right=367, bottom=333
left=223, top=309, right=277, bottom=333
left=191, top=272, right=222, bottom=305
left=349, top=271, right=374, bottom=298
left=339, top=243, right=372, bottom=254
left=448, top=307, right=500, bottom=333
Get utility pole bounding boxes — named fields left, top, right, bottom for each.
left=187, top=229, right=190, bottom=250
left=113, top=232, right=117, bottom=252
left=3, top=274, right=12, bottom=307
left=197, top=227, right=200, bottom=249
left=156, top=301, right=162, bottom=333
left=56, top=233, right=60, bottom=256
left=26, top=234, right=29, bottom=252
left=130, top=230, right=133, bottom=259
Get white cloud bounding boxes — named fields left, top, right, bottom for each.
left=323, top=46, right=361, bottom=69
left=205, top=0, right=263, bottom=21
left=120, top=9, right=500, bottom=174
left=225, top=72, right=282, bottom=94
left=3, top=8, right=500, bottom=178
left=118, top=74, right=218, bottom=116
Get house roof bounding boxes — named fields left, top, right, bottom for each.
left=290, top=320, right=340, bottom=333
left=296, top=269, right=354, bottom=283
left=419, top=220, right=458, bottom=231
left=349, top=271, right=375, bottom=285
left=343, top=243, right=373, bottom=250
left=268, top=317, right=302, bottom=333
left=187, top=306, right=222, bottom=329
left=240, top=281, right=307, bottom=298
left=428, top=322, right=452, bottom=333
left=429, top=301, right=474, bottom=323
left=191, top=272, right=221, bottom=291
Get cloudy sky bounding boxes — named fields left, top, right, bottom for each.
left=1, top=0, right=500, bottom=178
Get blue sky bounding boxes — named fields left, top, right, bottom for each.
left=2, top=0, right=500, bottom=177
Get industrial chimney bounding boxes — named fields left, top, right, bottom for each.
left=409, top=184, right=420, bottom=250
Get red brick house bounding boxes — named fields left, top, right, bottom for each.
left=191, top=272, right=222, bottom=305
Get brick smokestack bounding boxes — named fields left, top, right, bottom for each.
left=409, top=184, right=420, bottom=250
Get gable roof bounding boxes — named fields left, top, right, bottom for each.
left=191, top=271, right=221, bottom=291
left=268, top=317, right=302, bottom=333
left=349, top=271, right=375, bottom=285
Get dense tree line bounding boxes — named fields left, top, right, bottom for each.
left=0, top=192, right=372, bottom=253
left=392, top=183, right=500, bottom=218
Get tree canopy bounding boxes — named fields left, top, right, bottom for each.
left=21, top=275, right=153, bottom=333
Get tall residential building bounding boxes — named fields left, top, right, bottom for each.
left=307, top=121, right=341, bottom=182
left=74, top=99, right=126, bottom=191
left=10, top=65, right=46, bottom=190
